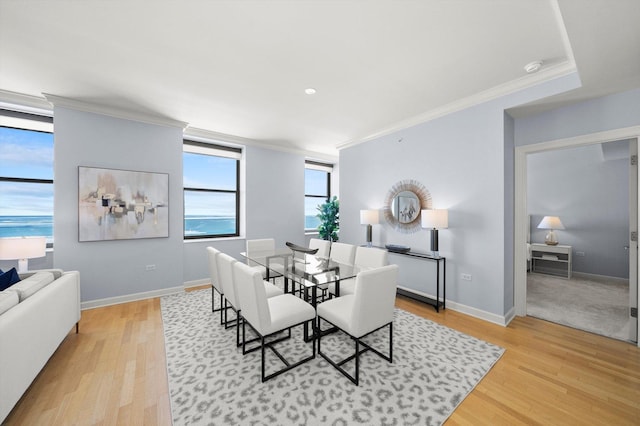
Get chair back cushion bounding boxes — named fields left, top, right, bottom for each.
left=354, top=246, right=388, bottom=269
left=233, top=261, right=271, bottom=334
left=329, top=242, right=356, bottom=265
left=246, top=239, right=276, bottom=268
left=217, top=253, right=238, bottom=309
left=206, top=247, right=222, bottom=292
left=246, top=238, right=275, bottom=253
left=309, top=238, right=331, bottom=258
left=351, top=264, right=398, bottom=337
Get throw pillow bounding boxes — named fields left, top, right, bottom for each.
left=0, top=268, right=21, bottom=291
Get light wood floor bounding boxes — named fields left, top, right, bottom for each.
left=4, top=288, right=640, bottom=425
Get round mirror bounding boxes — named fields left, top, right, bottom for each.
left=391, top=191, right=420, bottom=223
left=383, top=180, right=432, bottom=233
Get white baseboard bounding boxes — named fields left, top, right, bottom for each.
left=81, top=285, right=184, bottom=310
left=184, top=278, right=210, bottom=289
left=397, top=285, right=512, bottom=327
left=572, top=271, right=629, bottom=283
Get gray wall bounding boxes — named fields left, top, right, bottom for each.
left=503, top=112, right=515, bottom=313
left=338, top=72, right=582, bottom=318
left=514, top=89, right=640, bottom=147
left=338, top=80, right=639, bottom=319
left=515, top=88, right=640, bottom=281
left=53, top=107, right=185, bottom=301
left=527, top=142, right=630, bottom=278
left=43, top=106, right=308, bottom=303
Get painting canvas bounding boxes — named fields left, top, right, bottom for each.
left=78, top=166, right=169, bottom=242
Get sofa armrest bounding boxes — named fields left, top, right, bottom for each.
left=19, top=269, right=64, bottom=280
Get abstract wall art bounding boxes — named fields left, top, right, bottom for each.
left=78, top=166, right=169, bottom=242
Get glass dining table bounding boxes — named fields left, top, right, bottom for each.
left=240, top=247, right=361, bottom=340
left=240, top=247, right=360, bottom=306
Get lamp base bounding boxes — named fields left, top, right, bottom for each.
left=430, top=228, right=439, bottom=256
left=544, top=230, right=559, bottom=245
left=17, top=258, right=29, bottom=274
left=366, top=224, right=373, bottom=247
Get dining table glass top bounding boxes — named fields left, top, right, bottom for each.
left=240, top=247, right=360, bottom=289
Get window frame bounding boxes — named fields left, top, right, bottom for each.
left=0, top=109, right=54, bottom=247
left=304, top=160, right=332, bottom=232
left=183, top=140, right=241, bottom=239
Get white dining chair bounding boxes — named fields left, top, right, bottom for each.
left=206, top=246, right=225, bottom=324
left=329, top=242, right=356, bottom=265
left=309, top=238, right=331, bottom=258
left=216, top=252, right=241, bottom=341
left=317, top=264, right=398, bottom=385
left=246, top=238, right=283, bottom=282
left=329, top=245, right=388, bottom=297
left=233, top=261, right=317, bottom=382
left=218, top=252, right=284, bottom=347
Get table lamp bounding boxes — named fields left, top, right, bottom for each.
left=421, top=209, right=448, bottom=257
left=0, top=236, right=47, bottom=273
left=537, top=216, right=564, bottom=245
left=360, top=209, right=379, bottom=247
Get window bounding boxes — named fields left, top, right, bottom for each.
left=0, top=110, right=54, bottom=245
left=183, top=140, right=241, bottom=238
left=305, top=161, right=332, bottom=231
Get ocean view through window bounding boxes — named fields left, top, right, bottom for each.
left=0, top=111, right=54, bottom=244
left=183, top=140, right=241, bottom=238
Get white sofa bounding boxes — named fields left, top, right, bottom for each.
left=0, top=269, right=81, bottom=423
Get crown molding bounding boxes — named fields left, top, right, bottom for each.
left=42, top=93, right=188, bottom=129
left=185, top=126, right=338, bottom=162
left=0, top=89, right=52, bottom=116
left=337, top=61, right=578, bottom=151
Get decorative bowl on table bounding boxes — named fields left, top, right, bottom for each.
left=285, top=241, right=318, bottom=255
left=385, top=244, right=411, bottom=254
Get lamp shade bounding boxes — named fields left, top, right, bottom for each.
left=421, top=209, right=448, bottom=229
left=360, top=209, right=379, bottom=225
left=537, top=216, right=564, bottom=230
left=0, top=236, right=47, bottom=260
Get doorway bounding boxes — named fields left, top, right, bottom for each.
left=514, top=127, right=640, bottom=346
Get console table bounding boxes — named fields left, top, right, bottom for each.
left=377, top=247, right=446, bottom=312
left=530, top=243, right=572, bottom=279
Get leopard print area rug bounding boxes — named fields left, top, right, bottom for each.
left=161, top=289, right=504, bottom=425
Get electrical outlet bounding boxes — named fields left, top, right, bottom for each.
left=461, top=273, right=472, bottom=281
left=145, top=264, right=156, bottom=271
left=576, top=251, right=585, bottom=257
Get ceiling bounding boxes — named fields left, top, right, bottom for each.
left=1, top=0, right=638, bottom=158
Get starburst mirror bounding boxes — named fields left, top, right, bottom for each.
left=383, top=180, right=432, bottom=233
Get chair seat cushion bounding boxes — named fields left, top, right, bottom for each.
left=263, top=294, right=315, bottom=335
left=328, top=277, right=355, bottom=296
left=264, top=281, right=283, bottom=298
left=317, top=295, right=356, bottom=336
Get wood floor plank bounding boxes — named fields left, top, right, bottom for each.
left=3, top=289, right=639, bottom=425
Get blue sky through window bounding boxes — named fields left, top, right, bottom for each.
left=0, top=126, right=54, bottom=216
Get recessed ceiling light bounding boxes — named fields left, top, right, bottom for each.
left=304, top=88, right=317, bottom=95
left=524, top=60, right=543, bottom=74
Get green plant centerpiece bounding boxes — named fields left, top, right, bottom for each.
left=317, top=196, right=339, bottom=242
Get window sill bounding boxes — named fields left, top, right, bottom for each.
left=183, top=235, right=244, bottom=243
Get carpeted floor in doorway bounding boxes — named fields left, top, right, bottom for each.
left=527, top=273, right=630, bottom=341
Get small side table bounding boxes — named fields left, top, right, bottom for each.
left=530, top=243, right=572, bottom=279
